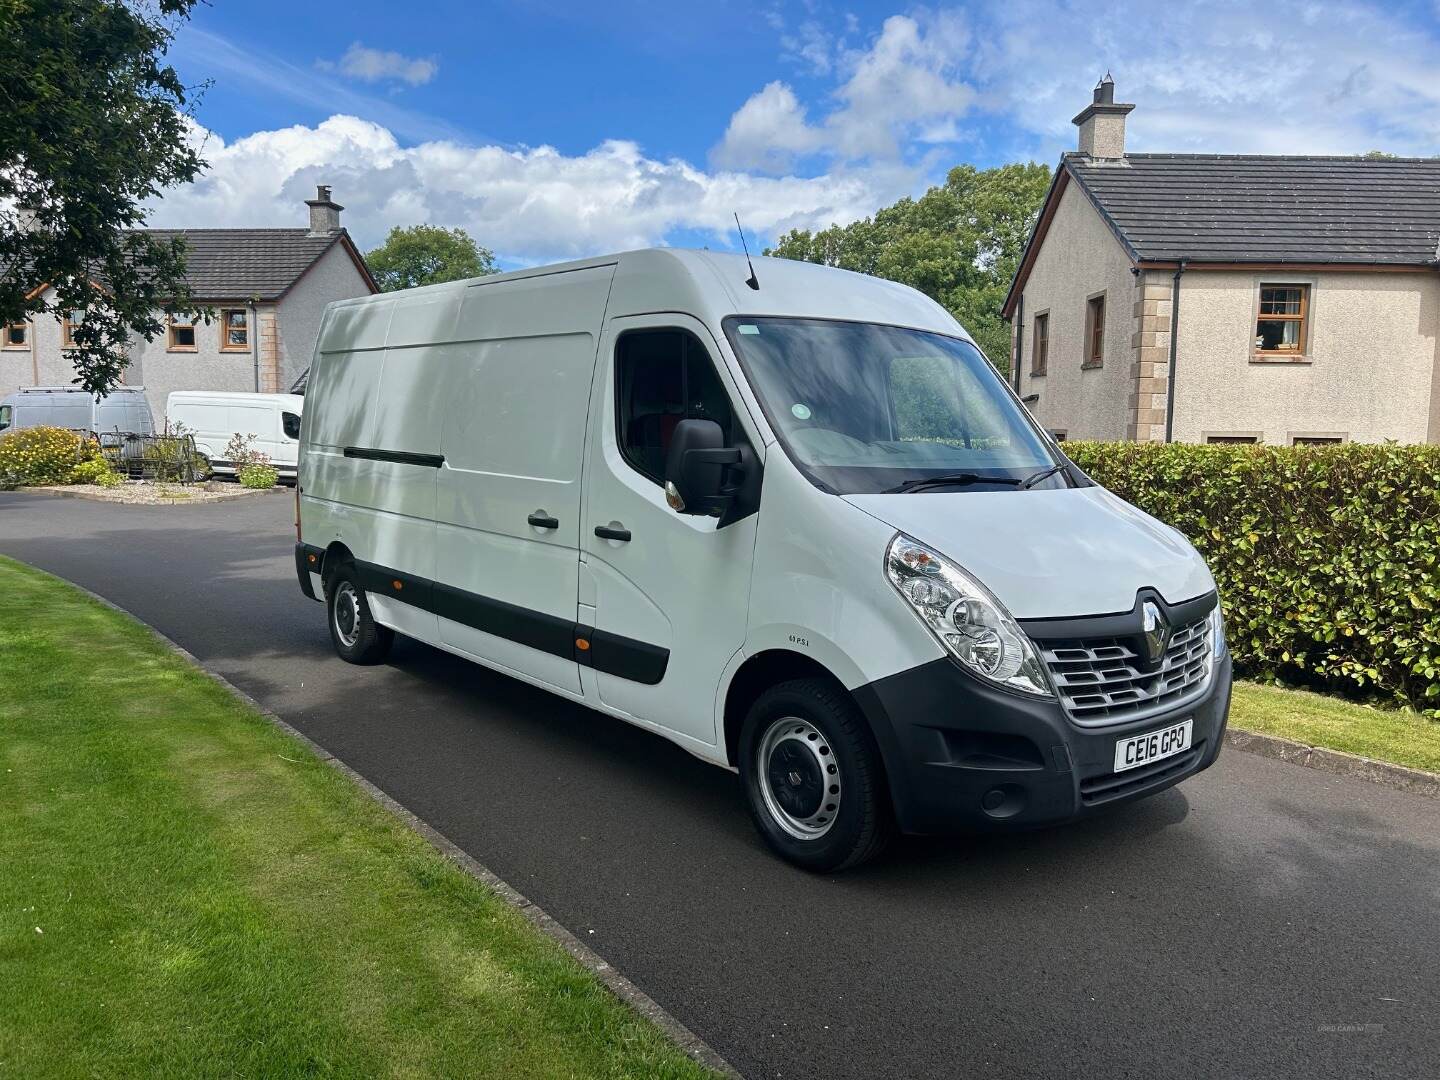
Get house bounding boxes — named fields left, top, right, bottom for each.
left=1, top=186, right=377, bottom=419
left=1003, top=78, right=1440, bottom=445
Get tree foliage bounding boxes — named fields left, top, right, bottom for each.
left=0, top=0, right=206, bottom=395
left=365, top=225, right=497, bottom=292
left=766, top=162, right=1052, bottom=372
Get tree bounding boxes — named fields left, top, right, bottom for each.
left=766, top=162, right=1052, bottom=373
left=365, top=225, right=497, bottom=291
left=1, top=0, right=207, bottom=396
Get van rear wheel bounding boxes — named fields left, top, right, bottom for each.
left=739, top=678, right=893, bottom=872
left=326, top=565, right=393, bottom=665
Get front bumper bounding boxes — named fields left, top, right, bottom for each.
left=852, top=652, right=1232, bottom=835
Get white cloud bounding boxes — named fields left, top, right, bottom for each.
left=317, top=42, right=438, bottom=87
left=713, top=13, right=975, bottom=171
left=147, top=116, right=913, bottom=264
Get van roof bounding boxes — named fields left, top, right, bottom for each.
left=19, top=385, right=146, bottom=394
left=167, top=391, right=304, bottom=406
left=322, top=248, right=970, bottom=345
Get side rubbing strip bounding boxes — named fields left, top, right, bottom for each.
left=343, top=446, right=445, bottom=468
left=345, top=559, right=670, bottom=685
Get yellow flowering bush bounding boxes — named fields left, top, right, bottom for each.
left=0, top=426, right=102, bottom=486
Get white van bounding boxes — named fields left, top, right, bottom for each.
left=0, top=386, right=153, bottom=436
left=294, top=250, right=1231, bottom=871
left=167, top=391, right=304, bottom=479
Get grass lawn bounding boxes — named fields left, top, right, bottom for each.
left=0, top=556, right=714, bottom=1079
left=1232, top=680, right=1440, bottom=774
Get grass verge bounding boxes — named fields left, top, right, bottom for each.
left=1232, top=680, right=1440, bottom=774
left=0, top=556, right=714, bottom=1078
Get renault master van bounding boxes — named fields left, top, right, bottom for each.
left=167, top=391, right=304, bottom=479
left=294, top=250, right=1231, bottom=871
left=0, top=386, right=154, bottom=436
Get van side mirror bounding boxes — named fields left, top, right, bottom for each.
left=664, top=418, right=740, bottom=517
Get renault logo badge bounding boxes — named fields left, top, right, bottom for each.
left=1141, top=600, right=1171, bottom=668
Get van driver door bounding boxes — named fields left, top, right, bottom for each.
left=579, top=314, right=761, bottom=750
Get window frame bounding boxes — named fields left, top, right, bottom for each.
left=1203, top=432, right=1262, bottom=445
left=1030, top=310, right=1049, bottom=377
left=1082, top=292, right=1105, bottom=369
left=220, top=308, right=250, bottom=352
left=2, top=321, right=28, bottom=350
left=61, top=310, right=84, bottom=349
left=1253, top=282, right=1312, bottom=362
left=166, top=313, right=198, bottom=352
left=612, top=326, right=737, bottom=488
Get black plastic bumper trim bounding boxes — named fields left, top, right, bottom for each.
left=294, top=542, right=324, bottom=600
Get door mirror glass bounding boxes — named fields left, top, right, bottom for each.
left=664, top=418, right=739, bottom=517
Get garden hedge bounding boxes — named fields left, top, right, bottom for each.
left=1066, top=441, right=1440, bottom=715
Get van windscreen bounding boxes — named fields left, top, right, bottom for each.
left=724, top=317, right=1062, bottom=495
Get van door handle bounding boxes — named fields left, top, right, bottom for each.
left=594, top=523, right=632, bottom=543
left=527, top=512, right=560, bottom=530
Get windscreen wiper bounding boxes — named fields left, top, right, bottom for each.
left=1018, top=463, right=1070, bottom=490
left=883, top=472, right=1023, bottom=494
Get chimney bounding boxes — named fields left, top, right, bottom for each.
left=305, top=184, right=343, bottom=235
left=1072, top=74, right=1134, bottom=160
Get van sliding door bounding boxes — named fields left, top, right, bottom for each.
left=433, top=265, right=616, bottom=696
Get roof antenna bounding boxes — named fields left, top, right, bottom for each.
left=733, top=212, right=760, bottom=290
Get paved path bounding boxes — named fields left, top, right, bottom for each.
left=3, top=491, right=1437, bottom=1079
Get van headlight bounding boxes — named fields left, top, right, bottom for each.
left=885, top=534, right=1053, bottom=698
left=1209, top=602, right=1226, bottom=660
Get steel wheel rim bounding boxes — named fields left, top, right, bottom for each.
left=757, top=716, right=841, bottom=840
left=333, top=581, right=361, bottom=648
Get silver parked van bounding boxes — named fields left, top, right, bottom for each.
left=0, top=387, right=154, bottom=437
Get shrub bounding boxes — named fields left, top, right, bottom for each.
left=238, top=462, right=277, bottom=489
left=224, top=431, right=269, bottom=470
left=68, top=456, right=123, bottom=488
left=1066, top=441, right=1440, bottom=715
left=0, top=426, right=100, bottom=486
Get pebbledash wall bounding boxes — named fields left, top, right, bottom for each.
left=1169, top=270, right=1440, bottom=445
left=1012, top=179, right=1144, bottom=442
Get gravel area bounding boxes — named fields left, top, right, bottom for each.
left=25, top=481, right=280, bottom=505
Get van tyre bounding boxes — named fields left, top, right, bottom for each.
left=326, top=565, right=393, bottom=665
left=740, top=678, right=893, bottom=872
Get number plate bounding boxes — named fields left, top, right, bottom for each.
left=1114, top=719, right=1193, bottom=773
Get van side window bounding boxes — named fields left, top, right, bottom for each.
left=282, top=412, right=302, bottom=440
left=615, top=329, right=733, bottom=484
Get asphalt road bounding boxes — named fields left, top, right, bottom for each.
left=3, top=490, right=1438, bottom=1080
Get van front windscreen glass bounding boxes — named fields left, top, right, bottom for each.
left=723, top=317, right=1062, bottom=495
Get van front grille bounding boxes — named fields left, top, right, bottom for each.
left=1041, top=617, right=1211, bottom=726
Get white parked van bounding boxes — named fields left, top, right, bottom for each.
left=0, top=386, right=153, bottom=436
left=295, top=250, right=1231, bottom=870
left=167, top=391, right=304, bottom=479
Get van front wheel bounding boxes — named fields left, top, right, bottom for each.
left=739, top=679, right=893, bottom=872
left=326, top=567, right=393, bottom=665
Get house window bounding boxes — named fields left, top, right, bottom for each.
left=221, top=308, right=249, bottom=351
left=3, top=322, right=27, bottom=349
left=167, top=313, right=197, bottom=351
left=1255, top=285, right=1309, bottom=356
left=1049, top=429, right=1068, bottom=442
left=1031, top=312, right=1049, bottom=376
left=615, top=328, right=734, bottom=485
left=1083, top=295, right=1105, bottom=368
left=1292, top=434, right=1344, bottom=446
left=61, top=310, right=83, bottom=348
left=1206, top=434, right=1259, bottom=445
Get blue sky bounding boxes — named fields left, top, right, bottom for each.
left=155, top=0, right=1440, bottom=265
